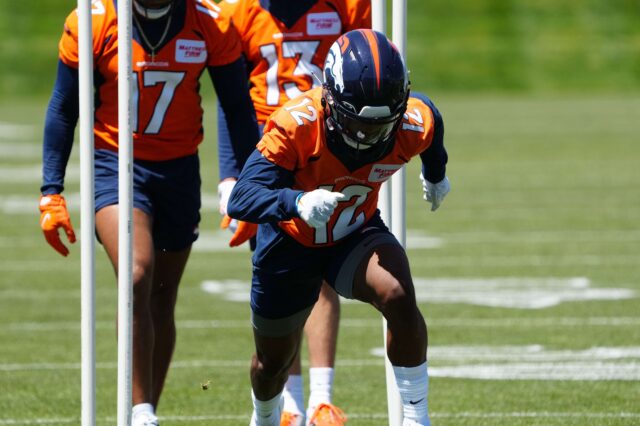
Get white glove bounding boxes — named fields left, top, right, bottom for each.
left=296, top=189, right=346, bottom=228
left=420, top=173, right=450, bottom=211
left=218, top=179, right=237, bottom=232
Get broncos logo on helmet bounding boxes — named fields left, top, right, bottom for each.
left=323, top=29, right=410, bottom=162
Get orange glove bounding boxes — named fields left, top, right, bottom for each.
left=39, top=194, right=76, bottom=256
left=220, top=214, right=257, bottom=247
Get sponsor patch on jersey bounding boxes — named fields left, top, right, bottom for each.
left=307, top=12, right=341, bottom=36
left=368, top=164, right=403, bottom=182
left=175, top=40, right=207, bottom=63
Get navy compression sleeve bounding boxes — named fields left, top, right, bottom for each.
left=227, top=150, right=302, bottom=223
left=41, top=60, right=79, bottom=195
left=208, top=57, right=260, bottom=180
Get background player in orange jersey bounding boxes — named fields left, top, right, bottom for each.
left=215, top=1, right=371, bottom=424
left=39, top=1, right=260, bottom=425
left=218, top=0, right=371, bottom=426
left=227, top=29, right=450, bottom=426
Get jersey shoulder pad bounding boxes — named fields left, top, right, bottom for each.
left=395, top=96, right=437, bottom=155
left=258, top=90, right=324, bottom=170
left=190, top=0, right=242, bottom=66
left=217, top=0, right=241, bottom=18
left=191, top=0, right=224, bottom=19
left=59, top=0, right=114, bottom=67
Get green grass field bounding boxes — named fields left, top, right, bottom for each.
left=1, top=0, right=640, bottom=424
left=1, top=93, right=639, bottom=425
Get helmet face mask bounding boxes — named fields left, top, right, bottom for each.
left=134, top=0, right=175, bottom=19
left=323, top=29, right=409, bottom=161
left=325, top=88, right=404, bottom=150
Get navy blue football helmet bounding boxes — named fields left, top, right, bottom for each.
left=323, top=29, right=409, bottom=159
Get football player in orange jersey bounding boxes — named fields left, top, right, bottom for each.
left=227, top=29, right=450, bottom=426
left=215, top=1, right=371, bottom=424
left=39, top=1, right=260, bottom=425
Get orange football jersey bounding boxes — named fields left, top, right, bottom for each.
left=257, top=87, right=435, bottom=247
left=58, top=0, right=242, bottom=161
left=218, top=0, right=371, bottom=124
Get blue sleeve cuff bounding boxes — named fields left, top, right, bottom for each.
left=281, top=190, right=304, bottom=218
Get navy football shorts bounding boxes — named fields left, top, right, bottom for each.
left=94, top=149, right=201, bottom=251
left=250, top=212, right=402, bottom=337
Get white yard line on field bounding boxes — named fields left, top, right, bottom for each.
left=4, top=316, right=640, bottom=333
left=4, top=346, right=640, bottom=380
left=1, top=411, right=639, bottom=425
left=4, top=252, right=639, bottom=270
left=0, top=165, right=79, bottom=183
left=0, top=143, right=41, bottom=159
left=0, top=359, right=385, bottom=372
left=0, top=123, right=36, bottom=139
left=199, top=276, right=637, bottom=308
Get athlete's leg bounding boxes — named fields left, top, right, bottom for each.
left=352, top=244, right=426, bottom=365
left=351, top=243, right=430, bottom=425
left=250, top=224, right=324, bottom=425
left=282, top=351, right=305, bottom=424
left=251, top=326, right=304, bottom=425
left=306, top=281, right=339, bottom=368
left=252, top=327, right=303, bottom=400
left=150, top=247, right=191, bottom=407
left=282, top=282, right=340, bottom=424
left=304, top=282, right=340, bottom=420
left=96, top=206, right=156, bottom=406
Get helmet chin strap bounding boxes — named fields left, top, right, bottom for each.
left=133, top=0, right=172, bottom=19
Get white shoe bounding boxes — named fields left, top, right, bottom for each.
left=132, top=411, right=159, bottom=426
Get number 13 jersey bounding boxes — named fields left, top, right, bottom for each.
left=218, top=0, right=371, bottom=125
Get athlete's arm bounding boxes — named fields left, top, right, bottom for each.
left=227, top=150, right=302, bottom=223
left=209, top=57, right=260, bottom=180
left=42, top=60, right=79, bottom=195
left=414, top=93, right=447, bottom=183
left=414, top=93, right=450, bottom=211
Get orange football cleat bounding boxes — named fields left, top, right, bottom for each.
left=280, top=410, right=304, bottom=426
left=307, top=403, right=347, bottom=426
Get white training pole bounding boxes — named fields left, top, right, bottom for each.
left=78, top=1, right=96, bottom=425
left=117, top=0, right=134, bottom=425
left=389, top=0, right=408, bottom=424
left=391, top=0, right=408, bottom=243
left=373, top=1, right=404, bottom=425
left=374, top=0, right=391, bottom=227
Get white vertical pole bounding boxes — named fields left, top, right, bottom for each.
left=78, top=1, right=95, bottom=425
left=389, top=1, right=408, bottom=425
left=117, top=0, right=134, bottom=425
left=391, top=0, right=407, bottom=242
left=373, top=1, right=404, bottom=425
left=373, top=0, right=391, bottom=227
left=372, top=0, right=386, bottom=36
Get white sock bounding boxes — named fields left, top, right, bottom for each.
left=282, top=374, right=305, bottom=415
left=251, top=390, right=283, bottom=426
left=132, top=403, right=155, bottom=417
left=307, top=367, right=334, bottom=417
left=393, top=362, right=430, bottom=426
